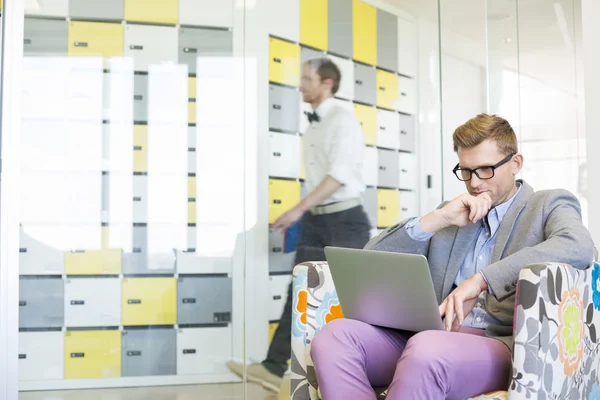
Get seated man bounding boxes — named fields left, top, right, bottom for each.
left=310, top=114, right=596, bottom=400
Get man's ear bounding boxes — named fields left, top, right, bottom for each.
left=512, top=153, right=524, bottom=175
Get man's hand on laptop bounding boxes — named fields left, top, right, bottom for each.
left=438, top=272, right=489, bottom=331
left=420, top=192, right=492, bottom=233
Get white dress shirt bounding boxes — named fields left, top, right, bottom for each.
left=303, top=98, right=366, bottom=205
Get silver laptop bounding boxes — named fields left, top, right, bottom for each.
left=324, top=246, right=444, bottom=332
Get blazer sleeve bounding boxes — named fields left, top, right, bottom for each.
left=364, top=219, right=431, bottom=255
left=481, top=190, right=596, bottom=302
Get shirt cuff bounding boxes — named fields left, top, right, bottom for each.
left=405, top=217, right=434, bottom=242
left=479, top=271, right=494, bottom=294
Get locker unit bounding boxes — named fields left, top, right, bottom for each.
left=19, top=277, right=64, bottom=329
left=176, top=228, right=232, bottom=274
left=64, top=330, right=121, bottom=379
left=398, top=153, right=418, bottom=190
left=328, top=54, right=354, bottom=100
left=377, top=189, right=400, bottom=228
left=133, top=124, right=148, bottom=173
left=125, top=0, right=178, bottom=24
left=268, top=132, right=301, bottom=179
left=133, top=74, right=148, bottom=122
left=188, top=77, right=197, bottom=99
left=188, top=101, right=197, bottom=125
left=299, top=100, right=312, bottom=135
left=25, top=0, right=68, bottom=17
left=400, top=191, right=419, bottom=220
left=363, top=146, right=378, bottom=187
left=352, top=0, right=377, bottom=65
left=177, top=276, right=233, bottom=325
left=68, top=21, right=124, bottom=58
left=398, top=113, right=416, bottom=153
left=179, top=0, right=233, bottom=28
left=64, top=277, right=121, bottom=328
left=397, top=76, right=417, bottom=115
left=19, top=331, right=64, bottom=381
left=269, top=275, right=291, bottom=321
left=122, top=328, right=176, bottom=376
left=269, top=179, right=301, bottom=224
left=269, top=230, right=295, bottom=274
left=24, top=18, right=68, bottom=56
left=377, top=149, right=400, bottom=189
left=177, top=326, right=232, bottom=375
left=122, top=277, right=177, bottom=326
left=19, top=227, right=65, bottom=275
left=376, top=69, right=400, bottom=110
left=328, top=0, right=353, bottom=58
left=354, top=63, right=376, bottom=105
left=269, top=37, right=301, bottom=87
left=122, top=226, right=177, bottom=274
left=125, top=24, right=178, bottom=72
left=64, top=248, right=122, bottom=275
left=377, top=109, right=400, bottom=149
left=376, top=9, right=399, bottom=72
left=269, top=84, right=300, bottom=133
left=69, top=0, right=124, bottom=21
left=179, top=27, right=233, bottom=75
left=301, top=46, right=325, bottom=65
left=361, top=187, right=378, bottom=228
left=353, top=103, right=377, bottom=146
left=300, top=0, right=328, bottom=51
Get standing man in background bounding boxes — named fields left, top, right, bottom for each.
left=228, top=58, right=372, bottom=392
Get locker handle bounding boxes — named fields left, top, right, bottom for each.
left=183, top=349, right=197, bottom=354
left=355, top=80, right=363, bottom=85
left=129, top=45, right=144, bottom=50
left=273, top=57, right=282, bottom=64
left=73, top=42, right=88, bottom=48
left=19, top=248, right=27, bottom=253
left=184, top=47, right=198, bottom=54
left=133, top=145, right=143, bottom=151
left=380, top=126, right=386, bottom=131
left=182, top=298, right=197, bottom=304
left=24, top=39, right=31, bottom=45
left=272, top=247, right=282, bottom=253
left=71, top=300, right=85, bottom=306
left=379, top=166, right=386, bottom=171
left=402, top=207, right=408, bottom=211
left=273, top=152, right=282, bottom=157
left=183, top=248, right=196, bottom=253
left=71, top=250, right=86, bottom=253
left=71, top=352, right=85, bottom=358
left=401, top=130, right=407, bottom=135
left=127, top=351, right=142, bottom=357
left=273, top=199, right=282, bottom=204
left=401, top=92, right=407, bottom=97
left=401, top=169, right=408, bottom=173
left=133, top=248, right=142, bottom=253
left=274, top=295, right=282, bottom=300
left=273, top=104, right=281, bottom=110
left=133, top=197, right=142, bottom=202
left=19, top=301, right=26, bottom=307
left=134, top=95, right=143, bottom=101
left=380, top=206, right=387, bottom=210
left=19, top=354, right=26, bottom=359
left=379, top=86, right=386, bottom=91
left=128, top=299, right=142, bottom=304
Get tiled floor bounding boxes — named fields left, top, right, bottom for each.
left=19, top=383, right=278, bottom=400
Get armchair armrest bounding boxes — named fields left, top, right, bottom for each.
left=511, top=262, right=600, bottom=399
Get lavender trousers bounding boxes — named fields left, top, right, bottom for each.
left=311, top=319, right=512, bottom=400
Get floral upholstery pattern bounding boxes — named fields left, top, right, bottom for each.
left=290, top=261, right=600, bottom=400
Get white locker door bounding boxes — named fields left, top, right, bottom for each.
left=400, top=191, right=419, bottom=219
left=269, top=132, right=301, bottom=179
left=398, top=153, right=418, bottom=190
left=125, top=24, right=178, bottom=72
left=328, top=55, right=354, bottom=101
left=377, top=109, right=400, bottom=149
left=264, top=0, right=300, bottom=42
left=397, top=17, right=417, bottom=79
left=19, top=331, right=64, bottom=381
left=269, top=275, right=291, bottom=321
left=363, top=146, right=379, bottom=187
left=176, top=227, right=231, bottom=274
left=64, top=278, right=121, bottom=327
left=20, top=226, right=65, bottom=275
left=179, top=0, right=234, bottom=28
left=133, top=175, right=148, bottom=224
left=26, top=0, right=68, bottom=17
left=397, top=76, right=417, bottom=115
left=177, top=327, right=233, bottom=375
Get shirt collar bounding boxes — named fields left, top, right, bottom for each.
left=490, top=182, right=522, bottom=222
left=314, top=97, right=335, bottom=119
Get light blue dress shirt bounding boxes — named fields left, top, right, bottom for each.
left=405, top=184, right=521, bottom=329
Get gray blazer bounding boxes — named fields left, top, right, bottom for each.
left=364, top=180, right=596, bottom=350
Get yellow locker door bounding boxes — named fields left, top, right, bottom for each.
left=300, top=0, right=328, bottom=51
left=377, top=189, right=400, bottom=228
left=188, top=176, right=196, bottom=198
left=352, top=0, right=377, bottom=65
left=122, top=278, right=177, bottom=326
left=269, top=37, right=301, bottom=87
left=188, top=101, right=197, bottom=125
left=133, top=125, right=148, bottom=173
left=68, top=21, right=124, bottom=58
left=125, top=0, right=178, bottom=24
left=188, top=77, right=197, bottom=99
left=64, top=330, right=121, bottom=379
left=269, top=179, right=301, bottom=224
left=64, top=227, right=122, bottom=275
left=376, top=69, right=399, bottom=110
left=354, top=103, right=377, bottom=146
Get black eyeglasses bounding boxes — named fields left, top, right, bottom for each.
left=453, top=153, right=515, bottom=181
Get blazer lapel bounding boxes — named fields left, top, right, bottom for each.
left=442, top=221, right=481, bottom=297
left=491, top=180, right=535, bottom=263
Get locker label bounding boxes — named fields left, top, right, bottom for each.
left=273, top=104, right=281, bottom=110
left=19, top=248, right=27, bottom=253
left=127, top=351, right=142, bottom=357
left=19, top=354, right=26, bottom=359
left=183, top=349, right=196, bottom=354
left=19, top=301, right=26, bottom=307
left=380, top=126, right=386, bottom=130
left=401, top=130, right=407, bottom=134
left=133, top=248, right=142, bottom=253
left=24, top=39, right=31, bottom=45
left=273, top=152, right=281, bottom=157
left=273, top=58, right=282, bottom=64
left=130, top=45, right=144, bottom=50
left=184, top=47, right=198, bottom=53
left=134, top=95, right=143, bottom=101
left=71, top=300, right=85, bottom=305
left=401, top=92, right=407, bottom=96
left=128, top=299, right=142, bottom=304
left=71, top=352, right=85, bottom=358
left=380, top=206, right=387, bottom=210
left=74, top=42, right=89, bottom=48
left=182, top=298, right=197, bottom=304
left=133, top=146, right=142, bottom=151
left=379, top=86, right=386, bottom=91
left=133, top=197, right=142, bottom=201
left=356, top=80, right=363, bottom=85
left=272, top=247, right=282, bottom=253
left=273, top=200, right=282, bottom=204
left=379, top=166, right=386, bottom=171
left=214, top=312, right=231, bottom=322
left=274, top=295, right=282, bottom=300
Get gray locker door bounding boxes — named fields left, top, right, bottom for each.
left=378, top=149, right=399, bottom=189
left=19, top=278, right=64, bottom=328
left=122, top=328, right=176, bottom=377
left=69, top=0, right=124, bottom=20
left=269, top=84, right=300, bottom=133
left=328, top=0, right=353, bottom=58
left=269, top=231, right=295, bottom=274
left=377, top=10, right=398, bottom=72
left=133, top=74, right=148, bottom=122
left=24, top=18, right=67, bottom=56
left=398, top=114, right=416, bottom=153
left=361, top=188, right=378, bottom=228
left=354, top=63, right=376, bottom=106
left=177, top=277, right=232, bottom=325
left=301, top=46, right=325, bottom=65
left=179, top=28, right=233, bottom=75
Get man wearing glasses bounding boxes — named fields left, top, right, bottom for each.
left=310, top=114, right=596, bottom=399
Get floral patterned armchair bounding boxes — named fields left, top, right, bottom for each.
left=289, top=261, right=600, bottom=400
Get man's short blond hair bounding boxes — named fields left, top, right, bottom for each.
left=453, top=114, right=518, bottom=155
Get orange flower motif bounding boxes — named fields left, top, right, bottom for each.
left=325, top=303, right=344, bottom=324
left=296, top=289, right=307, bottom=325
left=558, top=288, right=585, bottom=376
